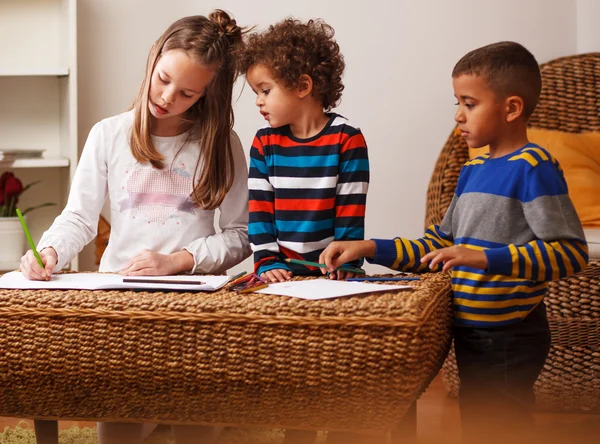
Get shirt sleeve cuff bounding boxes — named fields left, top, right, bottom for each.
left=182, top=247, right=199, bottom=274
left=37, top=240, right=67, bottom=272
left=369, top=239, right=399, bottom=267
left=257, top=261, right=291, bottom=276
left=485, top=247, right=513, bottom=276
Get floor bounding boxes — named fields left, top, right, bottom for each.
left=1, top=375, right=598, bottom=443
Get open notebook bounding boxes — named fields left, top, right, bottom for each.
left=0, top=271, right=231, bottom=292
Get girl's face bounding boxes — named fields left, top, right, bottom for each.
left=148, top=49, right=214, bottom=128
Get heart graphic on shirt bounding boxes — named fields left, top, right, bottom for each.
left=118, top=167, right=196, bottom=222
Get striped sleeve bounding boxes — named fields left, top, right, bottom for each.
left=370, top=225, right=455, bottom=272
left=334, top=129, right=369, bottom=268
left=334, top=129, right=369, bottom=241
left=248, top=134, right=290, bottom=274
left=486, top=159, right=589, bottom=280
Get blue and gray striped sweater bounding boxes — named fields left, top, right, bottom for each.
left=371, top=144, right=588, bottom=327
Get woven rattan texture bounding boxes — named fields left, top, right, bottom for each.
left=0, top=274, right=452, bottom=433
left=428, top=52, right=600, bottom=413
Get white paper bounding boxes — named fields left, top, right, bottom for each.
left=254, top=279, right=412, bottom=299
left=0, top=271, right=230, bottom=292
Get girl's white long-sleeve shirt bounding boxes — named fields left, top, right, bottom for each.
left=38, top=110, right=251, bottom=273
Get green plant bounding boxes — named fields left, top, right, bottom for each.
left=0, top=171, right=56, bottom=217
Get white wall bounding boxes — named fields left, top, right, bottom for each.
left=76, top=0, right=579, bottom=273
left=577, top=0, right=600, bottom=53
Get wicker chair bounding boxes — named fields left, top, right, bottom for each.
left=425, top=52, right=600, bottom=412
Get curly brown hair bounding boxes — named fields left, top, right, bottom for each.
left=238, top=18, right=345, bottom=111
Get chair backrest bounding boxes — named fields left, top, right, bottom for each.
left=425, top=52, right=600, bottom=228
left=95, top=215, right=110, bottom=265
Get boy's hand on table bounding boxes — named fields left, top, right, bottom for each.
left=319, top=240, right=375, bottom=274
left=20, top=247, right=57, bottom=281
left=421, top=246, right=488, bottom=273
left=327, top=270, right=357, bottom=280
left=261, top=268, right=293, bottom=283
left=120, top=250, right=194, bottom=276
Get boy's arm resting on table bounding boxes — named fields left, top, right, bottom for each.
left=370, top=224, right=455, bottom=272
left=370, top=194, right=457, bottom=272
left=247, top=135, right=291, bottom=276
left=185, top=132, right=252, bottom=274
left=485, top=237, right=588, bottom=281
left=333, top=128, right=369, bottom=269
left=321, top=195, right=457, bottom=272
left=486, top=161, right=589, bottom=280
left=37, top=121, right=109, bottom=272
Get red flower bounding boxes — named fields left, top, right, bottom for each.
left=1, top=171, right=55, bottom=217
left=4, top=174, right=23, bottom=203
left=0, top=171, right=12, bottom=188
left=1, top=172, right=24, bottom=206
left=0, top=171, right=18, bottom=205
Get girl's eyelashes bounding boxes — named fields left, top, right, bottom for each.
left=157, top=73, right=195, bottom=98
left=262, top=89, right=270, bottom=95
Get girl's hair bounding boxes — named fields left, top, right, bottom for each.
left=131, top=10, right=245, bottom=210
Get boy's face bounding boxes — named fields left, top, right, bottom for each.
left=246, top=64, right=301, bottom=128
left=453, top=74, right=506, bottom=149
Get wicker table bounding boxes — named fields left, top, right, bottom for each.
left=0, top=273, right=452, bottom=440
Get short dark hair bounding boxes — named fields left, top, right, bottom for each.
left=238, top=18, right=345, bottom=111
left=452, top=41, right=542, bottom=118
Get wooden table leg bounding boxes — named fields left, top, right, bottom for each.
left=390, top=401, right=417, bottom=444
left=34, top=419, right=59, bottom=444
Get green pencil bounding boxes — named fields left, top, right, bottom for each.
left=284, top=258, right=366, bottom=274
left=16, top=208, right=44, bottom=269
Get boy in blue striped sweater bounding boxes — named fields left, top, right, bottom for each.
left=320, top=41, right=588, bottom=442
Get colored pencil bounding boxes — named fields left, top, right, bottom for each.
left=238, top=283, right=269, bottom=294
left=229, top=271, right=247, bottom=281
left=16, top=208, right=44, bottom=269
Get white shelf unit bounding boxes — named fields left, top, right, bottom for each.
left=0, top=68, right=70, bottom=76
left=0, top=0, right=78, bottom=271
left=0, top=158, right=71, bottom=169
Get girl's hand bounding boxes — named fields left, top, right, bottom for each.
left=20, top=247, right=58, bottom=281
left=421, top=246, right=488, bottom=273
left=120, top=250, right=194, bottom=276
left=261, top=268, right=293, bottom=283
left=319, top=240, right=376, bottom=274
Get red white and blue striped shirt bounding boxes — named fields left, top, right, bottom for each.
left=249, top=114, right=369, bottom=275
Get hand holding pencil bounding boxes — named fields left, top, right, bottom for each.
left=318, top=240, right=376, bottom=276
left=20, top=246, right=58, bottom=281
left=284, top=258, right=365, bottom=281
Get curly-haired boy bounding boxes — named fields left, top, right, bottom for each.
left=239, top=18, right=370, bottom=287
